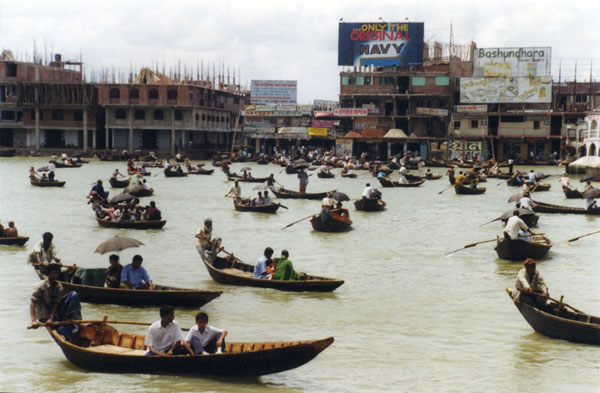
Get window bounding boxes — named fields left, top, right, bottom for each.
left=533, top=120, right=540, bottom=129
left=221, top=116, right=225, bottom=123
left=116, top=109, right=127, bottom=120
left=364, top=76, right=373, bottom=85
left=74, top=110, right=83, bottom=121
left=134, top=109, right=145, bottom=120
left=342, top=76, right=355, bottom=85
left=453, top=120, right=461, bottom=129
left=174, top=110, right=183, bottom=121
left=168, top=89, right=178, bottom=100
left=202, top=114, right=206, bottom=121
left=412, top=77, right=426, bottom=86
left=471, top=120, right=478, bottom=128
left=52, top=110, right=64, bottom=121
left=109, top=88, right=120, bottom=99
left=195, top=114, right=200, bottom=121
left=39, top=110, right=44, bottom=120
left=356, top=76, right=364, bottom=85
left=129, top=88, right=139, bottom=99
left=435, top=76, right=450, bottom=86
left=575, top=95, right=588, bottom=103
left=342, top=76, right=350, bottom=85
left=1, top=110, right=15, bottom=120
left=380, top=76, right=394, bottom=86
left=153, top=109, right=164, bottom=120
left=148, top=88, right=158, bottom=99
left=30, top=110, right=35, bottom=120
left=500, top=115, right=524, bottom=123
left=5, top=63, right=17, bottom=77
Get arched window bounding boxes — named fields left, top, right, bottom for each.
left=110, top=88, right=120, bottom=99
left=168, top=89, right=178, bottom=100
left=129, top=88, right=139, bottom=99
left=148, top=88, right=158, bottom=99
left=153, top=109, right=164, bottom=120
left=115, top=109, right=127, bottom=120
left=134, top=109, right=145, bottom=120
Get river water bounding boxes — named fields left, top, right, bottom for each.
left=0, top=158, right=598, bottom=393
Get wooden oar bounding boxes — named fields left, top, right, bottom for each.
left=445, top=238, right=497, bottom=256
left=438, top=185, right=453, bottom=195
left=32, top=262, right=78, bottom=269
left=28, top=318, right=191, bottom=331
left=480, top=217, right=501, bottom=227
left=281, top=214, right=316, bottom=230
left=568, top=229, right=600, bottom=242
left=278, top=204, right=289, bottom=209
left=524, top=290, right=584, bottom=314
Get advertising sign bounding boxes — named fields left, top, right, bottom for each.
left=308, top=127, right=329, bottom=136
left=416, top=107, right=449, bottom=116
left=313, top=99, right=339, bottom=111
left=449, top=140, right=485, bottom=161
left=338, top=22, right=424, bottom=67
left=250, top=80, right=297, bottom=105
left=278, top=127, right=308, bottom=135
left=334, top=108, right=369, bottom=117
left=474, top=47, right=551, bottom=77
left=455, top=105, right=487, bottom=112
left=336, top=139, right=353, bottom=157
left=460, top=77, right=552, bottom=103
left=312, top=120, right=335, bottom=128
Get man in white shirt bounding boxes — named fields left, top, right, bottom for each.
left=518, top=194, right=535, bottom=211
left=28, top=232, right=61, bottom=265
left=527, top=170, right=537, bottom=182
left=48, top=161, right=56, bottom=181
left=399, top=166, right=407, bottom=176
left=250, top=192, right=264, bottom=206
left=512, top=258, right=549, bottom=309
left=504, top=210, right=529, bottom=240
left=362, top=183, right=373, bottom=199
left=225, top=181, right=241, bottom=198
left=185, top=311, right=227, bottom=354
left=559, top=173, right=571, bottom=189
left=262, top=191, right=273, bottom=205
left=322, top=193, right=334, bottom=211
left=145, top=305, right=192, bottom=356
left=195, top=218, right=213, bottom=255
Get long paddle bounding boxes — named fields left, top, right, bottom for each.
left=521, top=290, right=584, bottom=314
left=568, top=229, right=600, bottom=243
left=281, top=214, right=315, bottom=230
left=438, top=185, right=453, bottom=195
left=278, top=204, right=289, bottom=209
left=28, top=318, right=192, bottom=331
left=445, top=238, right=497, bottom=256
left=32, top=262, right=78, bottom=270
left=480, top=217, right=502, bottom=227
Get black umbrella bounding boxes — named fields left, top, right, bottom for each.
left=499, top=208, right=536, bottom=220
left=582, top=187, right=600, bottom=199
left=110, top=193, right=135, bottom=203
left=331, top=191, right=350, bottom=202
left=580, top=174, right=595, bottom=182
left=37, top=166, right=49, bottom=172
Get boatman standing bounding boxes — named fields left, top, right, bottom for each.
left=298, top=168, right=309, bottom=195
left=225, top=181, right=241, bottom=198
left=196, top=218, right=213, bottom=256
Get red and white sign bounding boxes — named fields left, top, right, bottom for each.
left=334, top=108, right=369, bottom=117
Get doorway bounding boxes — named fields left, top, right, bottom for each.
left=142, top=130, right=158, bottom=149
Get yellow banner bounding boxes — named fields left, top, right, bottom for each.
left=308, top=127, right=328, bottom=136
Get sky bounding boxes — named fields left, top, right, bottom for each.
left=1, top=0, right=599, bottom=104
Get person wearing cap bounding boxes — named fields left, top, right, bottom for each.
left=321, top=192, right=334, bottom=212
left=512, top=258, right=549, bottom=309
left=196, top=218, right=213, bottom=255
left=503, top=210, right=530, bottom=241
left=28, top=232, right=61, bottom=265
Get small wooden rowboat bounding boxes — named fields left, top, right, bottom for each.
left=109, top=177, right=130, bottom=188
left=269, top=186, right=333, bottom=200
left=494, top=235, right=552, bottom=260
left=354, top=198, right=386, bottom=212
left=310, top=209, right=352, bottom=232
left=31, top=180, right=66, bottom=187
left=95, top=217, right=166, bottom=229
left=531, top=200, right=600, bottom=215
left=32, top=265, right=221, bottom=307
left=52, top=162, right=82, bottom=168
left=164, top=169, right=188, bottom=177
left=341, top=172, right=357, bottom=178
left=44, top=322, right=333, bottom=376
left=317, top=171, right=335, bottom=179
left=376, top=178, right=425, bottom=188
left=128, top=171, right=152, bottom=176
left=424, top=174, right=442, bottom=180
left=227, top=176, right=269, bottom=183
left=233, top=199, right=280, bottom=213
left=198, top=246, right=344, bottom=292
left=188, top=168, right=214, bottom=175
left=454, top=184, right=487, bottom=195
left=562, top=186, right=582, bottom=199
left=0, top=236, right=29, bottom=246
left=507, top=179, right=551, bottom=191
left=506, top=289, right=600, bottom=345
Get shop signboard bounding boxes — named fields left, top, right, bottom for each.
left=334, top=108, right=369, bottom=117
left=455, top=104, right=487, bottom=112
left=336, top=138, right=353, bottom=157
left=416, top=107, right=449, bottom=116
left=308, top=127, right=329, bottom=136
left=250, top=80, right=297, bottom=105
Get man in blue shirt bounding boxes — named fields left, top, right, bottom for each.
left=90, top=180, right=109, bottom=199
left=120, top=254, right=154, bottom=289
left=253, top=247, right=274, bottom=279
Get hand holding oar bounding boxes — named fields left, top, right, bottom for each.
left=445, top=238, right=497, bottom=256
left=281, top=214, right=315, bottom=230
left=438, top=185, right=453, bottom=195
left=568, top=229, right=600, bottom=243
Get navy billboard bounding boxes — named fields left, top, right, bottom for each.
left=338, top=22, right=424, bottom=67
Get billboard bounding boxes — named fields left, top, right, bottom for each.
left=416, top=107, right=449, bottom=116
left=460, top=77, right=552, bottom=104
left=250, top=80, right=297, bottom=105
left=334, top=108, right=369, bottom=117
left=474, top=47, right=551, bottom=77
left=338, top=22, right=424, bottom=67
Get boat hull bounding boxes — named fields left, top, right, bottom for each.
left=310, top=210, right=352, bottom=232
left=494, top=236, right=552, bottom=260
left=31, top=180, right=66, bottom=187
left=354, top=198, right=386, bottom=211
left=96, top=218, right=166, bottom=229
left=0, top=236, right=29, bottom=245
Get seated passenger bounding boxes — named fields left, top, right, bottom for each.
left=120, top=255, right=154, bottom=290
left=273, top=250, right=306, bottom=281
left=104, top=254, right=123, bottom=288
left=253, top=247, right=274, bottom=279
left=4, top=221, right=18, bottom=237
left=185, top=311, right=227, bottom=354
left=145, top=305, right=192, bottom=356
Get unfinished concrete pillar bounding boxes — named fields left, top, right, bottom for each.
left=105, top=107, right=110, bottom=148
left=129, top=107, right=133, bottom=152
left=83, top=108, right=88, bottom=152
left=171, top=109, right=176, bottom=154
left=35, top=107, right=40, bottom=149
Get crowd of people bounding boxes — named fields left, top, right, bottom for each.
left=88, top=193, right=162, bottom=223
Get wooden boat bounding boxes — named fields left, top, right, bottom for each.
left=317, top=171, right=335, bottom=179
left=31, top=179, right=66, bottom=187
left=494, top=235, right=552, bottom=260
left=256, top=158, right=270, bottom=165
left=531, top=200, right=600, bottom=215
left=188, top=168, right=214, bottom=175
left=370, top=169, right=393, bottom=177
left=507, top=178, right=551, bottom=191
left=96, top=217, right=166, bottom=229
left=44, top=322, right=333, bottom=376
left=341, top=172, right=357, bottom=178
left=52, top=162, right=82, bottom=168
left=424, top=174, right=442, bottom=180
left=128, top=171, right=151, bottom=176
left=269, top=186, right=332, bottom=200
left=285, top=165, right=310, bottom=174
left=0, top=236, right=29, bottom=246
left=562, top=186, right=582, bottom=199
left=497, top=172, right=513, bottom=179
left=354, top=198, right=386, bottom=212
left=310, top=209, right=352, bottom=232
left=233, top=198, right=280, bottom=213
left=227, top=176, right=268, bottom=183
left=501, top=214, right=539, bottom=228
left=454, top=184, right=487, bottom=195
left=164, top=169, right=187, bottom=177
left=198, top=247, right=344, bottom=292
left=376, top=177, right=425, bottom=188
left=506, top=289, right=600, bottom=345
left=128, top=188, right=154, bottom=197
left=109, top=177, right=130, bottom=188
